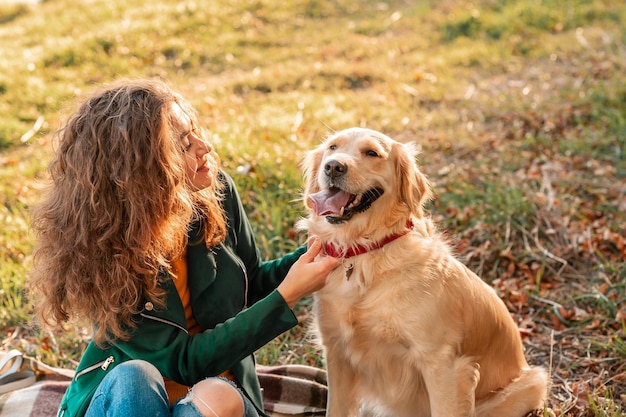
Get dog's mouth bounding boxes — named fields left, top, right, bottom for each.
left=307, top=187, right=384, bottom=224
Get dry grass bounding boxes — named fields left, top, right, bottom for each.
left=1, top=0, right=624, bottom=415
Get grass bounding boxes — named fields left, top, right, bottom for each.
left=1, top=0, right=625, bottom=415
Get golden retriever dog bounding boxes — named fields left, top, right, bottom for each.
left=297, top=127, right=549, bottom=417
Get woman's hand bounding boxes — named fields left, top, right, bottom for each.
left=277, top=237, right=340, bottom=308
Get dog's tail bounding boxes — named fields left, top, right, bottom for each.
left=476, top=366, right=549, bottom=417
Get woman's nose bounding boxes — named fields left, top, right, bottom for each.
left=194, top=138, right=211, bottom=156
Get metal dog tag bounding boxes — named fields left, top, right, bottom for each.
left=342, top=259, right=354, bottom=280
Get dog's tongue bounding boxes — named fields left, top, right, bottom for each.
left=308, top=189, right=353, bottom=216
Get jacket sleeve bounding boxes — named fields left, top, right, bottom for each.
left=222, top=173, right=307, bottom=305
left=114, top=284, right=297, bottom=386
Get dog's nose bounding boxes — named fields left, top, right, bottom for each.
left=324, top=159, right=347, bottom=179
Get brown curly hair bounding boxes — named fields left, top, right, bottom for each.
left=29, top=79, right=227, bottom=347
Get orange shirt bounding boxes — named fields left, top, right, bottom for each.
left=165, top=251, right=201, bottom=404
left=171, top=253, right=202, bottom=336
left=164, top=251, right=238, bottom=404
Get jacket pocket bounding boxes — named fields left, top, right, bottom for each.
left=74, top=355, right=115, bottom=380
left=58, top=354, right=117, bottom=417
left=140, top=313, right=188, bottom=333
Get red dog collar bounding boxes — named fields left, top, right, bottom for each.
left=323, top=220, right=414, bottom=259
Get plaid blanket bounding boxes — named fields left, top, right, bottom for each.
left=0, top=353, right=327, bottom=417
left=256, top=364, right=327, bottom=416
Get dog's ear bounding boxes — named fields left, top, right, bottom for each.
left=301, top=144, right=325, bottom=199
left=394, top=142, right=432, bottom=218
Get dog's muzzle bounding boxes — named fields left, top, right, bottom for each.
left=308, top=159, right=384, bottom=224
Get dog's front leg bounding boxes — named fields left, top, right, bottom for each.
left=325, top=353, right=360, bottom=417
left=422, top=355, right=479, bottom=417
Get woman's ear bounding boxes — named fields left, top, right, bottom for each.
left=394, top=142, right=432, bottom=218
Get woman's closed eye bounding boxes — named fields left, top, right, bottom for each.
left=181, top=127, right=201, bottom=152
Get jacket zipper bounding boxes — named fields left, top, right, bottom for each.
left=74, top=355, right=115, bottom=380
left=221, top=243, right=249, bottom=308
left=101, top=355, right=115, bottom=370
left=140, top=313, right=189, bottom=333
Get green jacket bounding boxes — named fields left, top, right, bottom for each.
left=57, top=173, right=305, bottom=417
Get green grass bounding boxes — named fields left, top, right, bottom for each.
left=1, top=0, right=625, bottom=415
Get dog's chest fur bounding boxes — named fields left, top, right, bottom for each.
left=314, top=252, right=438, bottom=364
left=313, top=257, right=436, bottom=416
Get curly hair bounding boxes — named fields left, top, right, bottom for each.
left=29, top=79, right=227, bottom=347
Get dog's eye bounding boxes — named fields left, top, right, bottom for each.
left=329, top=144, right=337, bottom=151
left=366, top=150, right=380, bottom=157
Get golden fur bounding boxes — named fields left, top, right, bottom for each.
left=298, top=128, right=549, bottom=417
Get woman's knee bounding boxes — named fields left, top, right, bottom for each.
left=189, top=378, right=244, bottom=417
left=111, top=360, right=164, bottom=388
left=98, top=360, right=167, bottom=403
left=86, top=360, right=169, bottom=417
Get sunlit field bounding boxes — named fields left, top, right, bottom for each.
left=1, top=1, right=624, bottom=415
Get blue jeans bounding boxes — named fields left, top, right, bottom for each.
left=84, top=360, right=259, bottom=417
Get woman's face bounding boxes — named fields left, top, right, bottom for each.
left=171, top=102, right=219, bottom=191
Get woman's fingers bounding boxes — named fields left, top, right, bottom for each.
left=277, top=236, right=339, bottom=308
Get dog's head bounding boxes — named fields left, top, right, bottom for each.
left=301, top=128, right=432, bottom=236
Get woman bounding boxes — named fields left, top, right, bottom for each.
left=29, top=78, right=339, bottom=417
